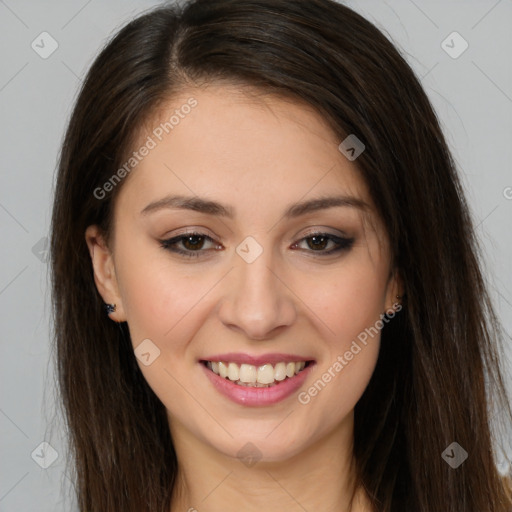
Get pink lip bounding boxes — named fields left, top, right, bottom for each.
left=200, top=360, right=315, bottom=407
left=200, top=352, right=314, bottom=366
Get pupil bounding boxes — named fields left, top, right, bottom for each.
left=184, top=235, right=203, bottom=250
left=308, top=236, right=327, bottom=250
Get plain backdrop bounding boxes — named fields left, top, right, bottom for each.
left=0, top=1, right=511, bottom=510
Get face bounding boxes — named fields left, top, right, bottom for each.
left=86, top=83, right=401, bottom=463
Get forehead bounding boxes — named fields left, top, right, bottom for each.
left=115, top=83, right=380, bottom=232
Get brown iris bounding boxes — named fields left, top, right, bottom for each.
left=182, top=234, right=205, bottom=250
left=306, top=235, right=329, bottom=251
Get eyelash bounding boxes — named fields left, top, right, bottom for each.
left=159, top=231, right=355, bottom=258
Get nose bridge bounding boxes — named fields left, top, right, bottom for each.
left=238, top=247, right=276, bottom=297
left=218, top=238, right=296, bottom=338
left=235, top=234, right=277, bottom=290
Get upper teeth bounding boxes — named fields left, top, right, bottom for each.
left=206, top=361, right=307, bottom=385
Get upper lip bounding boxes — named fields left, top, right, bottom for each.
left=200, top=353, right=315, bottom=366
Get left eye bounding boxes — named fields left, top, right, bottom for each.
left=291, top=233, right=353, bottom=252
left=160, top=232, right=220, bottom=257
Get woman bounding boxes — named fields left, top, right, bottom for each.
left=50, top=0, right=512, bottom=510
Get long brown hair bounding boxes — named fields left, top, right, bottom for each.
left=50, top=0, right=512, bottom=510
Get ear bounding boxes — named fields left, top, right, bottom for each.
left=85, top=225, right=127, bottom=322
left=384, top=267, right=404, bottom=313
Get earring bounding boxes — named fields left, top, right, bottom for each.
left=393, top=294, right=404, bottom=309
left=104, top=303, right=116, bottom=314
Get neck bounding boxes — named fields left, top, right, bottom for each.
left=168, top=411, right=371, bottom=512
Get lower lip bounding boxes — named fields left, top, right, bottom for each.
left=200, top=362, right=315, bottom=406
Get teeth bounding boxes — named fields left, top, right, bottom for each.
left=205, top=360, right=307, bottom=386
left=227, top=362, right=239, bottom=381
left=218, top=361, right=228, bottom=378
left=239, top=364, right=257, bottom=383
left=257, top=364, right=274, bottom=384
left=274, top=362, right=287, bottom=381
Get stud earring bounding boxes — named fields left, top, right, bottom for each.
left=393, top=294, right=404, bottom=309
left=104, top=303, right=116, bottom=314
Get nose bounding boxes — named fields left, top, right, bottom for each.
left=217, top=246, right=297, bottom=340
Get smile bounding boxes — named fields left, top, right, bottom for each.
left=200, top=355, right=316, bottom=406
left=203, top=360, right=311, bottom=387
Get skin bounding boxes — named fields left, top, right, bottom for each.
left=86, top=83, right=402, bottom=512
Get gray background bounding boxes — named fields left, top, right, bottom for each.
left=0, top=1, right=511, bottom=510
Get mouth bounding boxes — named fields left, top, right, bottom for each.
left=200, top=359, right=315, bottom=388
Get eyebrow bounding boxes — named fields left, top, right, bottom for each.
left=140, top=194, right=370, bottom=219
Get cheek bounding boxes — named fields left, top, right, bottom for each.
left=301, top=341, right=379, bottom=440
left=295, top=264, right=385, bottom=411
left=298, top=310, right=382, bottom=437
left=116, top=255, right=213, bottom=413
left=115, top=245, right=211, bottom=349
left=298, top=261, right=387, bottom=341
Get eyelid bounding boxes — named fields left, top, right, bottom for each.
left=298, top=226, right=351, bottom=239
left=161, top=226, right=218, bottom=240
